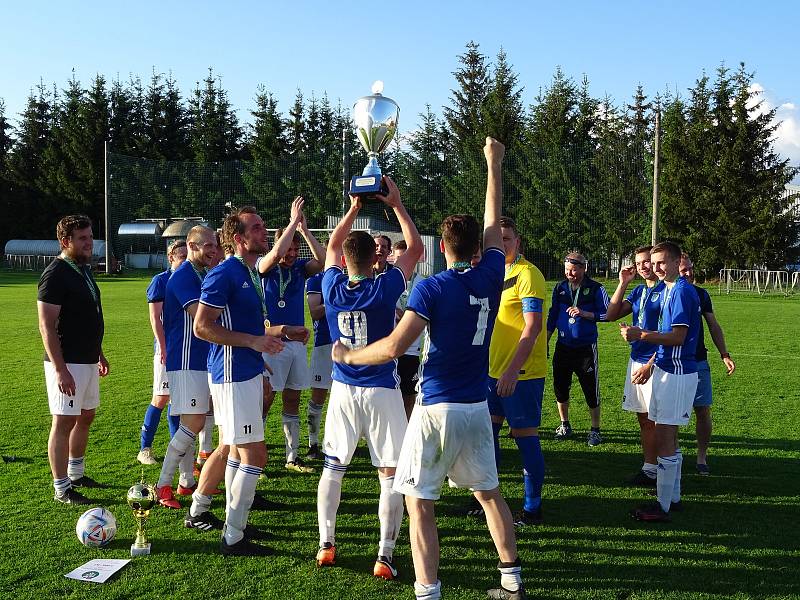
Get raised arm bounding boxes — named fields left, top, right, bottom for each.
left=605, top=265, right=636, bottom=322
left=376, top=176, right=422, bottom=280
left=325, top=195, right=361, bottom=270
left=299, top=213, right=326, bottom=276
left=482, top=137, right=505, bottom=251
left=258, top=196, right=304, bottom=274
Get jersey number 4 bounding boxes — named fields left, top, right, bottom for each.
left=338, top=310, right=368, bottom=349
left=469, top=295, right=490, bottom=345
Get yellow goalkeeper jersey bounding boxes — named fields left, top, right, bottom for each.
left=489, top=256, right=547, bottom=380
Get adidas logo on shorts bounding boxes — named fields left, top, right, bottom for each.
left=404, top=477, right=416, bottom=486
left=682, top=412, right=690, bottom=418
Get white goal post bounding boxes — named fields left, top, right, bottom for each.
left=718, top=268, right=792, bottom=296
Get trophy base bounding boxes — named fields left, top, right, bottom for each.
left=131, top=543, right=151, bottom=557
left=350, top=175, right=388, bottom=201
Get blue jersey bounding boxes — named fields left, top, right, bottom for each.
left=200, top=256, right=266, bottom=383
left=546, top=277, right=610, bottom=347
left=625, top=280, right=666, bottom=363
left=146, top=269, right=170, bottom=354
left=306, top=273, right=332, bottom=347
left=408, top=247, right=505, bottom=405
left=655, top=276, right=702, bottom=375
left=163, top=261, right=210, bottom=372
left=323, top=265, right=406, bottom=389
left=260, top=258, right=310, bottom=327
left=693, top=285, right=713, bottom=363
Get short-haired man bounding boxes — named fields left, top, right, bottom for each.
left=604, top=246, right=665, bottom=486
left=374, top=234, right=394, bottom=275
left=315, top=176, right=422, bottom=580
left=622, top=241, right=702, bottom=522
left=305, top=264, right=332, bottom=460
left=546, top=253, right=610, bottom=446
left=334, top=138, right=529, bottom=600
left=194, top=206, right=305, bottom=555
left=392, top=239, right=425, bottom=419
left=38, top=215, right=109, bottom=504
left=258, top=198, right=325, bottom=473
left=486, top=216, right=548, bottom=528
left=137, top=240, right=187, bottom=465
left=679, top=254, right=735, bottom=475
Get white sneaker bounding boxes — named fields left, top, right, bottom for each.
left=137, top=447, right=157, bottom=465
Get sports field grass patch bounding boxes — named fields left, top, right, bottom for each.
left=0, top=270, right=798, bottom=599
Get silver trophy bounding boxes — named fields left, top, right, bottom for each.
left=350, top=81, right=400, bottom=199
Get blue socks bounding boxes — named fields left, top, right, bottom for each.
left=167, top=404, right=180, bottom=438
left=491, top=422, right=503, bottom=470
left=140, top=404, right=164, bottom=449
left=515, top=435, right=544, bottom=512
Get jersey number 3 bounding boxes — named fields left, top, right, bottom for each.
left=469, top=295, right=490, bottom=345
left=338, top=310, right=368, bottom=349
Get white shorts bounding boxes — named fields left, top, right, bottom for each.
left=622, top=358, right=653, bottom=413
left=394, top=400, right=499, bottom=500
left=168, top=370, right=211, bottom=415
left=210, top=375, right=264, bottom=445
left=648, top=365, right=698, bottom=426
left=322, top=381, right=406, bottom=467
left=152, top=353, right=170, bottom=397
left=45, top=362, right=100, bottom=416
left=263, top=340, right=310, bottom=392
left=310, top=344, right=333, bottom=390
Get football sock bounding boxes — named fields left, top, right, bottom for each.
left=178, top=438, right=196, bottom=488
left=224, top=463, right=261, bottom=545
left=642, top=462, right=658, bottom=478
left=318, top=457, right=346, bottom=545
left=672, top=448, right=683, bottom=503
left=54, top=476, right=71, bottom=496
left=515, top=435, right=544, bottom=512
left=67, top=456, right=85, bottom=480
left=282, top=412, right=300, bottom=463
left=225, top=458, right=241, bottom=511
left=167, top=404, right=180, bottom=438
left=657, top=454, right=679, bottom=512
left=377, top=474, right=403, bottom=560
left=198, top=413, right=214, bottom=455
left=190, top=490, right=213, bottom=517
left=157, top=425, right=196, bottom=488
left=307, top=400, right=323, bottom=446
left=498, top=558, right=523, bottom=592
left=140, top=404, right=163, bottom=449
left=414, top=580, right=441, bottom=600
left=491, top=421, right=503, bottom=469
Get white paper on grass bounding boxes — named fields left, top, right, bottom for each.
left=65, top=559, right=130, bottom=583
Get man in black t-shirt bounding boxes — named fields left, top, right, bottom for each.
left=37, top=215, right=109, bottom=505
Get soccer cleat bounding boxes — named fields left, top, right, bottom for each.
left=696, top=463, right=711, bottom=476
left=157, top=485, right=181, bottom=509
left=373, top=555, right=399, bottom=580
left=464, top=496, right=486, bottom=518
left=54, top=487, right=91, bottom=505
left=587, top=431, right=603, bottom=447
left=487, top=585, right=528, bottom=599
left=176, top=483, right=197, bottom=496
left=554, top=423, right=572, bottom=440
left=137, top=447, right=158, bottom=465
left=285, top=458, right=315, bottom=473
left=306, top=443, right=323, bottom=460
left=70, top=475, right=104, bottom=488
left=630, top=502, right=671, bottom=522
left=220, top=536, right=272, bottom=557
left=184, top=510, right=223, bottom=531
left=627, top=470, right=657, bottom=487
left=243, top=524, right=270, bottom=541
left=250, top=492, right=285, bottom=511
left=316, top=542, right=336, bottom=566
left=513, top=508, right=543, bottom=527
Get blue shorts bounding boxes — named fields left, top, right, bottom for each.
left=487, top=377, right=544, bottom=429
left=693, top=361, right=712, bottom=407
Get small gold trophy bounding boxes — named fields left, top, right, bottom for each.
left=127, top=475, right=156, bottom=557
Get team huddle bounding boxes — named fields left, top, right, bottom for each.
left=37, top=137, right=734, bottom=600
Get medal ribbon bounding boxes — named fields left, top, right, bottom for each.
left=189, top=261, right=206, bottom=283
left=638, top=286, right=652, bottom=328
left=657, top=285, right=674, bottom=331
left=451, top=261, right=471, bottom=270
left=61, top=255, right=99, bottom=307
left=234, top=255, right=267, bottom=319
left=278, top=266, right=292, bottom=304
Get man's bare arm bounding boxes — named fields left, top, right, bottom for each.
left=482, top=137, right=504, bottom=251
left=333, top=311, right=427, bottom=366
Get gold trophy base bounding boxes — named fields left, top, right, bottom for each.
left=131, top=542, right=151, bottom=557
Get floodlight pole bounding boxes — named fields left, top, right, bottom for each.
left=104, top=140, right=111, bottom=274
left=651, top=110, right=661, bottom=245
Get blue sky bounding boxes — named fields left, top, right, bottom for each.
left=1, top=0, right=798, bottom=167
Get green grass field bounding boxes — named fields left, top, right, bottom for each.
left=0, top=270, right=798, bottom=600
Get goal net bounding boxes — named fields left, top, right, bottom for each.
left=718, top=268, right=792, bottom=296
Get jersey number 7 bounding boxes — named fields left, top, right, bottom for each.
left=469, top=295, right=490, bottom=345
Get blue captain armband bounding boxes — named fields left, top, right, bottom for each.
left=522, top=297, right=543, bottom=313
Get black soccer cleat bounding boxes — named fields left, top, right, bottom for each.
left=627, top=470, right=657, bottom=487
left=220, top=536, right=272, bottom=556
left=630, top=502, right=671, bottom=522
left=70, top=475, right=105, bottom=488
left=487, top=584, right=528, bottom=599
left=184, top=510, right=223, bottom=531
left=513, top=508, right=543, bottom=527
left=54, top=487, right=91, bottom=505
left=306, top=444, right=324, bottom=460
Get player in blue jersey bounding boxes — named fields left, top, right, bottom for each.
left=314, top=175, right=422, bottom=580
left=334, top=138, right=528, bottom=600
left=605, top=246, right=665, bottom=486
left=306, top=268, right=331, bottom=459
left=137, top=240, right=187, bottom=465
left=194, top=206, right=306, bottom=556
left=257, top=200, right=325, bottom=473
left=155, top=226, right=218, bottom=510
left=621, top=241, right=702, bottom=522
left=679, top=253, right=735, bottom=475
left=546, top=253, right=610, bottom=446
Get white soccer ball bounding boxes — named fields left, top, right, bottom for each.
left=76, top=507, right=117, bottom=547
